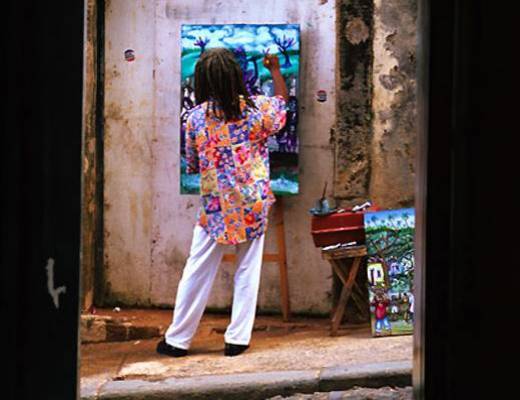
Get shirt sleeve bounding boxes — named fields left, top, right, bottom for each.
left=185, top=114, right=200, bottom=175
left=250, top=95, right=287, bottom=142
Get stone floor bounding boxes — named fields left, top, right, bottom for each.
left=81, top=308, right=412, bottom=392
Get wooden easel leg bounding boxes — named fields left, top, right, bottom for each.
left=275, top=196, right=291, bottom=322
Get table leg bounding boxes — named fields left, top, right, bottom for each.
left=330, top=256, right=362, bottom=336
left=330, top=259, right=346, bottom=319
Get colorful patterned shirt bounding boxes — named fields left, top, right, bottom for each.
left=185, top=94, right=287, bottom=245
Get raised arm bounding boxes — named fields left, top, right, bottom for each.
left=263, top=54, right=289, bottom=102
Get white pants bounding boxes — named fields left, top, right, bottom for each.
left=165, top=223, right=265, bottom=349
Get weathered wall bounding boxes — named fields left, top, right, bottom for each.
left=334, top=0, right=374, bottom=203
left=81, top=0, right=102, bottom=312
left=103, top=0, right=156, bottom=305
left=102, top=0, right=337, bottom=314
left=370, top=0, right=417, bottom=208
left=334, top=0, right=416, bottom=208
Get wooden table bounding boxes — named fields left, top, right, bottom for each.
left=321, top=245, right=368, bottom=336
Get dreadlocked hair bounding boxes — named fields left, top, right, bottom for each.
left=194, top=47, right=257, bottom=122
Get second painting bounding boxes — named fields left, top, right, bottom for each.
left=180, top=23, right=300, bottom=195
left=364, top=208, right=415, bottom=337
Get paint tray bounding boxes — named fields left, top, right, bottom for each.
left=310, top=206, right=380, bottom=248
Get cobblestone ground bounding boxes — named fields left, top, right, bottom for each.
left=266, top=386, right=413, bottom=400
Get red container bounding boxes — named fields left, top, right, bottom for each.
left=310, top=206, right=380, bottom=248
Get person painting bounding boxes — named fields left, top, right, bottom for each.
left=156, top=48, right=288, bottom=357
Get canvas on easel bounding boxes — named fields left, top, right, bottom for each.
left=180, top=23, right=300, bottom=195
left=364, top=208, right=415, bottom=337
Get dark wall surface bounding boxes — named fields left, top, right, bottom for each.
left=334, top=0, right=374, bottom=203
left=5, top=1, right=84, bottom=399
left=416, top=0, right=516, bottom=398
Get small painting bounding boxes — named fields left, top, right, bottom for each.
left=180, top=23, right=300, bottom=195
left=364, top=208, right=415, bottom=337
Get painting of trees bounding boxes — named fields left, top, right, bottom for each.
left=364, top=209, right=415, bottom=293
left=364, top=208, right=415, bottom=336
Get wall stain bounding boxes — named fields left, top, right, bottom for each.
left=345, top=17, right=369, bottom=45
left=370, top=0, right=417, bottom=208
left=164, top=246, right=187, bottom=268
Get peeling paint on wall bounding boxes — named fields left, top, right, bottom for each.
left=334, top=0, right=416, bottom=209
left=334, top=0, right=374, bottom=204
left=81, top=0, right=103, bottom=311
left=345, top=17, right=369, bottom=45
left=370, top=0, right=417, bottom=208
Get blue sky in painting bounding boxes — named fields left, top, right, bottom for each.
left=364, top=208, right=415, bottom=228
left=181, top=24, right=300, bottom=54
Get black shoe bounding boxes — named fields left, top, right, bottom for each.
left=224, top=342, right=250, bottom=356
left=156, top=338, right=188, bottom=357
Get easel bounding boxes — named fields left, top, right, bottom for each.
left=222, top=196, right=291, bottom=321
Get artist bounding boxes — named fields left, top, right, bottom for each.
left=156, top=48, right=288, bottom=357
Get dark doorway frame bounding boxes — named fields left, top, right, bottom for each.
left=5, top=1, right=85, bottom=399
left=7, top=0, right=512, bottom=398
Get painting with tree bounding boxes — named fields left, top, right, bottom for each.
left=180, top=24, right=300, bottom=195
left=364, top=208, right=415, bottom=337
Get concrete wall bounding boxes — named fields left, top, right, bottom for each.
left=102, top=0, right=337, bottom=314
left=334, top=0, right=416, bottom=208
left=370, top=0, right=417, bottom=208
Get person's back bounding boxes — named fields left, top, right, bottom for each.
left=184, top=48, right=288, bottom=245
left=157, top=47, right=289, bottom=358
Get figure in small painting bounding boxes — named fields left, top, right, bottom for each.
left=371, top=289, right=392, bottom=336
left=408, top=290, right=414, bottom=323
left=389, top=294, right=400, bottom=321
left=400, top=293, right=411, bottom=323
